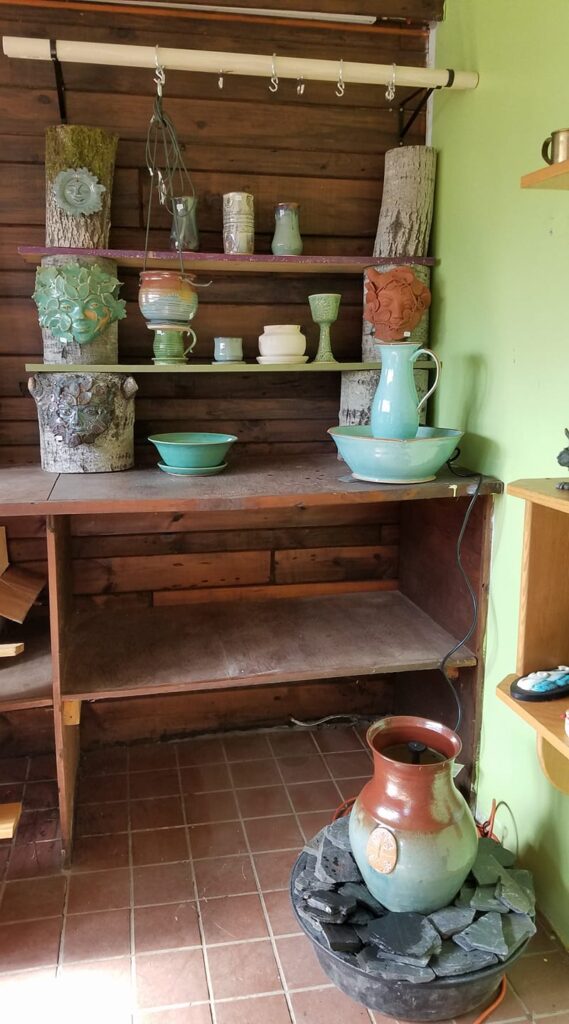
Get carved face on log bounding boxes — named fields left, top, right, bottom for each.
left=29, top=375, right=120, bottom=447
left=364, top=267, right=431, bottom=342
left=33, top=263, right=126, bottom=345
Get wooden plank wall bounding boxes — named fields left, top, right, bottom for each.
left=0, top=2, right=430, bottom=740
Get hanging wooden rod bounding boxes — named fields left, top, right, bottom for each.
left=2, top=36, right=478, bottom=90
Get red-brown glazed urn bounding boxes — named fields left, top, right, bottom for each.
left=349, top=716, right=478, bottom=914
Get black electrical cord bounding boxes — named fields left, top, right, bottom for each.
left=439, top=450, right=484, bottom=732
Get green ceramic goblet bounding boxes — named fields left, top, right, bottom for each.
left=308, top=293, right=341, bottom=363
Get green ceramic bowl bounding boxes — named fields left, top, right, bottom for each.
left=328, top=425, right=463, bottom=483
left=148, top=432, right=237, bottom=469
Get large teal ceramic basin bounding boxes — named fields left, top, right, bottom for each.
left=328, top=425, right=463, bottom=483
left=148, top=432, right=237, bottom=468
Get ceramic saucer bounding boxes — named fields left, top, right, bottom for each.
left=158, top=462, right=228, bottom=477
left=257, top=355, right=309, bottom=364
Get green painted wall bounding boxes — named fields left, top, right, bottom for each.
left=431, top=0, right=569, bottom=943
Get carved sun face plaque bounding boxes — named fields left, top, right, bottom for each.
left=53, top=167, right=106, bottom=217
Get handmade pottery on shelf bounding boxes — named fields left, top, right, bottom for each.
left=271, top=202, right=303, bottom=255
left=328, top=426, right=462, bottom=484
left=170, top=195, right=199, bottom=252
left=349, top=716, right=478, bottom=914
left=148, top=431, right=237, bottom=469
left=223, top=192, right=254, bottom=254
left=370, top=341, right=440, bottom=440
left=214, top=337, right=244, bottom=363
left=158, top=462, right=227, bottom=477
left=139, top=271, right=200, bottom=325
left=257, top=355, right=309, bottom=365
left=309, top=293, right=341, bottom=363
left=258, top=324, right=307, bottom=359
left=150, top=323, right=197, bottom=365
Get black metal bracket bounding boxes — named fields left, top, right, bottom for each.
left=398, top=69, right=455, bottom=143
left=50, top=39, right=67, bottom=124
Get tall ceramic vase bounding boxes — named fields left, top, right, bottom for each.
left=370, top=341, right=440, bottom=439
left=349, top=717, right=478, bottom=914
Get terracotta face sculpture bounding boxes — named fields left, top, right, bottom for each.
left=364, top=267, right=431, bottom=341
left=33, top=263, right=127, bottom=345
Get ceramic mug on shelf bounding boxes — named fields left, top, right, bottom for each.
left=542, top=128, right=569, bottom=165
left=214, top=336, right=243, bottom=362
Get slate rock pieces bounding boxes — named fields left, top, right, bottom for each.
left=471, top=849, right=503, bottom=887
left=366, top=912, right=442, bottom=967
left=453, top=912, right=508, bottom=958
left=509, top=869, right=536, bottom=913
left=499, top=912, right=536, bottom=960
left=477, top=836, right=516, bottom=867
left=470, top=885, right=510, bottom=913
left=315, top=836, right=362, bottom=885
left=304, top=889, right=357, bottom=919
left=338, top=882, right=386, bottom=915
left=429, top=906, right=476, bottom=939
left=430, top=940, right=499, bottom=977
left=326, top=815, right=352, bottom=851
left=320, top=922, right=362, bottom=954
left=496, top=868, right=534, bottom=915
left=454, top=883, right=476, bottom=908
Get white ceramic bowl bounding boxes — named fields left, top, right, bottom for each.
left=263, top=324, right=301, bottom=333
left=259, top=332, right=306, bottom=357
left=257, top=355, right=309, bottom=365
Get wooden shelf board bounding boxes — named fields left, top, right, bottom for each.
left=63, top=591, right=476, bottom=702
left=19, top=247, right=436, bottom=275
left=508, top=478, right=569, bottom=513
left=26, top=362, right=383, bottom=374
left=521, top=160, right=569, bottom=190
left=0, top=625, right=53, bottom=712
left=497, top=674, right=569, bottom=761
left=0, top=456, right=503, bottom=518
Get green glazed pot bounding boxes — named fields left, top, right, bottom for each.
left=327, top=425, right=463, bottom=484
left=148, top=431, right=237, bottom=468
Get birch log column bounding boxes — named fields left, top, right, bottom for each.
left=45, top=125, right=117, bottom=248
left=340, top=146, right=437, bottom=428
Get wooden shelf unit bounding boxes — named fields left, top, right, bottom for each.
left=496, top=478, right=569, bottom=793
left=521, top=160, right=569, bottom=190
left=0, top=454, right=501, bottom=862
left=26, top=362, right=384, bottom=374
left=19, top=247, right=436, bottom=275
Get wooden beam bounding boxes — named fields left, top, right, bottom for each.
left=0, top=801, right=22, bottom=839
left=0, top=641, right=24, bottom=657
left=62, top=699, right=81, bottom=726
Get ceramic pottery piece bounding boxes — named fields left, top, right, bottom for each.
left=364, top=267, right=431, bottom=343
left=370, top=341, right=441, bottom=440
left=327, top=425, right=463, bottom=484
left=309, top=293, right=341, bottom=363
left=170, top=195, right=199, bottom=252
left=33, top=261, right=126, bottom=347
left=258, top=325, right=307, bottom=357
left=29, top=372, right=137, bottom=474
left=158, top=462, right=227, bottom=477
left=349, top=716, right=478, bottom=913
left=52, top=167, right=106, bottom=217
left=139, top=271, right=202, bottom=325
left=214, top=337, right=244, bottom=362
left=271, top=202, right=303, bottom=256
left=149, top=323, right=197, bottom=365
left=257, top=356, right=309, bottom=365
left=148, top=431, right=237, bottom=469
left=223, top=192, right=254, bottom=254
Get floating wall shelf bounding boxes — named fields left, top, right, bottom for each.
left=520, top=160, right=569, bottom=190
left=25, top=362, right=392, bottom=374
left=19, top=247, right=436, bottom=275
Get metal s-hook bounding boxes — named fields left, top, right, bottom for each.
left=154, top=44, right=165, bottom=98
left=385, top=62, right=396, bottom=102
left=335, top=59, right=345, bottom=98
left=269, top=53, right=279, bottom=93
left=296, top=76, right=305, bottom=96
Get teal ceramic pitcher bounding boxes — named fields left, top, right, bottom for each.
left=370, top=341, right=440, bottom=440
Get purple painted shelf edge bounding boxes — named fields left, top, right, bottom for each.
left=18, top=246, right=437, bottom=271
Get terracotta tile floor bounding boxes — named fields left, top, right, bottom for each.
left=0, top=725, right=567, bottom=1024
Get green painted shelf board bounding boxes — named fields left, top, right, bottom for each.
left=25, top=361, right=433, bottom=373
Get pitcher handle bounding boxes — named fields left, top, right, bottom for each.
left=183, top=327, right=197, bottom=356
left=412, top=348, right=441, bottom=413
left=542, top=137, right=553, bottom=165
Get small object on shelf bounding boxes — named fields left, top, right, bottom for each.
left=29, top=372, right=138, bottom=473
left=258, top=324, right=307, bottom=359
left=150, top=323, right=197, bottom=365
left=139, top=270, right=200, bottom=324
left=541, top=128, right=569, bottom=165
left=148, top=431, right=237, bottom=469
left=309, top=293, right=341, bottom=363
left=157, top=461, right=228, bottom=477
left=271, top=202, right=303, bottom=256
left=556, top=427, right=569, bottom=489
left=170, top=195, right=199, bottom=252
left=327, top=426, right=463, bottom=484
left=223, top=192, right=254, bottom=254
left=213, top=336, right=244, bottom=363
left=370, top=341, right=440, bottom=440
left=510, top=667, right=569, bottom=702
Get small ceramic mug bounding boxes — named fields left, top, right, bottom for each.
left=214, top=336, right=243, bottom=362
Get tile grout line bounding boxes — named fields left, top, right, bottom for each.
left=174, top=740, right=219, bottom=1024
left=125, top=745, right=139, bottom=1022
left=267, top=731, right=321, bottom=845
left=222, top=737, right=297, bottom=1024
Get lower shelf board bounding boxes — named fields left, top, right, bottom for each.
left=0, top=624, right=52, bottom=712
left=497, top=674, right=569, bottom=760
left=62, top=590, right=476, bottom=702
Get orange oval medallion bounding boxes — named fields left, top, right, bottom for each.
left=366, top=826, right=398, bottom=874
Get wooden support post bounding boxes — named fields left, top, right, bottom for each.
left=47, top=515, right=79, bottom=864
left=62, top=700, right=81, bottom=726
left=0, top=802, right=22, bottom=840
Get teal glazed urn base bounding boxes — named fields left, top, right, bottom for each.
left=349, top=717, right=478, bottom=914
